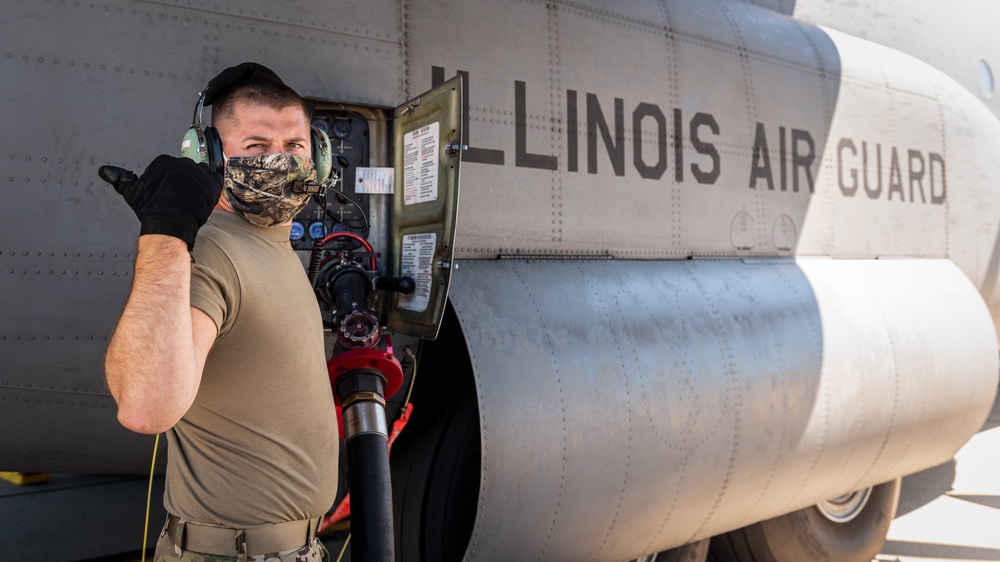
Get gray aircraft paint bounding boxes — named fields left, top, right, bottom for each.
left=2, top=0, right=1000, bottom=560
left=448, top=257, right=995, bottom=560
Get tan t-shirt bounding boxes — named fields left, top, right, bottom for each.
left=164, top=210, right=339, bottom=528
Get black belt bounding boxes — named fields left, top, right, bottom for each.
left=166, top=513, right=320, bottom=557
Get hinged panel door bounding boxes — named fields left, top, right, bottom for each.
left=387, top=75, right=463, bottom=339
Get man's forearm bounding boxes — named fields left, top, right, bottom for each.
left=106, top=235, right=200, bottom=434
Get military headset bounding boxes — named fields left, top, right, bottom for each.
left=180, top=62, right=333, bottom=187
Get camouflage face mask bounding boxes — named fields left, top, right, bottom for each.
left=223, top=153, right=317, bottom=227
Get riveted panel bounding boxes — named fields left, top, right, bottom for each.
left=449, top=258, right=997, bottom=560
left=0, top=0, right=403, bottom=473
left=405, top=0, right=558, bottom=257
left=799, top=29, right=949, bottom=258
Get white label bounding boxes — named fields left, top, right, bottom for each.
left=355, top=167, right=394, bottom=194
left=403, top=122, right=439, bottom=205
left=181, top=139, right=192, bottom=149
left=398, top=233, right=436, bottom=312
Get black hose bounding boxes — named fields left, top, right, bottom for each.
left=346, top=431, right=394, bottom=562
left=332, top=266, right=372, bottom=319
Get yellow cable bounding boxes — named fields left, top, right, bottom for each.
left=142, top=433, right=161, bottom=562
left=335, top=532, right=351, bottom=562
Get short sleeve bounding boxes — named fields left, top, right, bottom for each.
left=190, top=235, right=241, bottom=340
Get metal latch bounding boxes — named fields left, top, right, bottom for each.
left=398, top=99, right=421, bottom=117
left=445, top=141, right=467, bottom=157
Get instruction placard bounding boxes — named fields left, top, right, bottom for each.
left=355, top=167, right=394, bottom=194
left=398, top=233, right=436, bottom=312
left=402, top=122, right=439, bottom=205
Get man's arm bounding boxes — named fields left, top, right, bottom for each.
left=105, top=235, right=218, bottom=434
left=98, top=155, right=223, bottom=434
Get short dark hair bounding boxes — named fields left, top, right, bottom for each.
left=211, top=77, right=311, bottom=133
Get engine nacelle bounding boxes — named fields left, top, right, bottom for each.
left=440, top=258, right=997, bottom=561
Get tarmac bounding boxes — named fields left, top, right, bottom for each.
left=875, top=386, right=1000, bottom=562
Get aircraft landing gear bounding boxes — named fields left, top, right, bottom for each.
left=708, top=478, right=901, bottom=562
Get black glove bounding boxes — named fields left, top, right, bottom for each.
left=99, top=155, right=223, bottom=250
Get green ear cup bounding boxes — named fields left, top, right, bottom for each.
left=311, top=126, right=332, bottom=185
left=181, top=126, right=209, bottom=164
left=180, top=125, right=224, bottom=175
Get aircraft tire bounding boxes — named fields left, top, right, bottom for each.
left=417, top=386, right=480, bottom=562
left=392, top=383, right=480, bottom=562
left=707, top=478, right=901, bottom=562
left=390, top=308, right=481, bottom=562
left=637, top=538, right=709, bottom=562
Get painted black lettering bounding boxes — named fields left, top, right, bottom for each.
left=567, top=89, right=578, bottom=173
left=888, top=147, right=904, bottom=201
left=749, top=122, right=773, bottom=190
left=673, top=108, right=683, bottom=183
left=514, top=81, right=557, bottom=170
left=779, top=126, right=787, bottom=191
left=863, top=141, right=882, bottom=199
left=587, top=93, right=625, bottom=176
left=690, top=112, right=720, bottom=184
left=907, top=149, right=926, bottom=203
left=791, top=128, right=814, bottom=193
left=929, top=152, right=946, bottom=204
left=433, top=67, right=505, bottom=165
left=837, top=137, right=858, bottom=196
left=632, top=102, right=667, bottom=180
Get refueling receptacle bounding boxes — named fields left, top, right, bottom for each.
left=313, top=231, right=408, bottom=561
left=302, top=74, right=464, bottom=561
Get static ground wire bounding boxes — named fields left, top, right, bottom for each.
left=335, top=533, right=351, bottom=562
left=143, top=433, right=161, bottom=561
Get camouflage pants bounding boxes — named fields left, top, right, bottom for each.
left=153, top=519, right=330, bottom=562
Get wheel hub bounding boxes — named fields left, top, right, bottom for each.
left=816, top=486, right=873, bottom=523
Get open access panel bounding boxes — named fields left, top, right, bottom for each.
left=387, top=75, right=463, bottom=340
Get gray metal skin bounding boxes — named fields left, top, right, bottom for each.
left=449, top=259, right=996, bottom=560
left=2, top=0, right=1000, bottom=561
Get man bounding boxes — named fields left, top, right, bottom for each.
left=103, top=63, right=338, bottom=561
